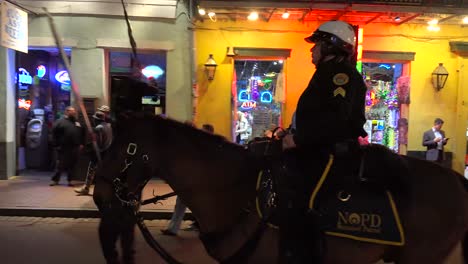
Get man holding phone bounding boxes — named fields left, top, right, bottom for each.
left=422, top=118, right=448, bottom=164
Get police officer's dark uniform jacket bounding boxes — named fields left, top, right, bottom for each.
left=294, top=58, right=367, bottom=149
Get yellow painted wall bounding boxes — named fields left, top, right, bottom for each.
left=194, top=20, right=468, bottom=173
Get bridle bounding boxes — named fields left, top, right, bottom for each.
left=110, top=141, right=181, bottom=264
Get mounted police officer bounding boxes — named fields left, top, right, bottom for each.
left=280, top=20, right=368, bottom=263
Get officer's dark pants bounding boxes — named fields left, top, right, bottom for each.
left=99, top=206, right=136, bottom=264
left=278, top=148, right=329, bottom=264
left=51, top=147, right=79, bottom=182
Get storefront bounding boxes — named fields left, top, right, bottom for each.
left=0, top=0, right=193, bottom=180
left=16, top=48, right=72, bottom=171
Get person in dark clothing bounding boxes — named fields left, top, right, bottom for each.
left=280, top=20, right=368, bottom=264
left=75, top=110, right=113, bottom=195
left=50, top=106, right=85, bottom=186
left=422, top=117, right=448, bottom=164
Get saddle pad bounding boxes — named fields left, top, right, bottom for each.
left=309, top=155, right=405, bottom=246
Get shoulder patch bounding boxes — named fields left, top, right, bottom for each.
left=333, top=87, right=346, bottom=98
left=333, top=73, right=349, bottom=86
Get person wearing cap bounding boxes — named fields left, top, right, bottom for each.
left=422, top=118, right=448, bottom=163
left=97, top=105, right=111, bottom=122
left=74, top=110, right=113, bottom=195
left=279, top=20, right=368, bottom=263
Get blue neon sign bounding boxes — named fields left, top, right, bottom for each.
left=18, top=68, right=32, bottom=85
left=260, top=91, right=272, bottom=103
left=238, top=90, right=250, bottom=102
left=55, top=70, right=70, bottom=85
left=142, top=65, right=164, bottom=79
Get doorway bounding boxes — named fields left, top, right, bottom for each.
left=362, top=62, right=410, bottom=154
left=232, top=59, right=285, bottom=145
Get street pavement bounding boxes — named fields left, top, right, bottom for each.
left=0, top=216, right=216, bottom=264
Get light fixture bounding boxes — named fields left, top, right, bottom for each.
left=431, top=63, right=449, bottom=90
left=282, top=11, right=290, bottom=19
left=463, top=16, right=468, bottom=24
left=427, top=24, right=440, bottom=31
left=204, top=54, right=217, bottom=81
left=207, top=11, right=216, bottom=22
left=248, top=11, right=259, bottom=21
left=427, top=18, right=440, bottom=31
left=394, top=16, right=401, bottom=22
left=226, top=47, right=236, bottom=57
left=428, top=18, right=439, bottom=25
left=198, top=8, right=206, bottom=16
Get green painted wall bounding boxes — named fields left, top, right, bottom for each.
left=27, top=2, right=193, bottom=121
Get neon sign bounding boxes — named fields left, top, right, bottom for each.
left=260, top=91, right=272, bottom=103
left=60, top=84, right=71, bottom=91
left=37, top=65, right=46, bottom=78
left=55, top=70, right=70, bottom=85
left=142, top=65, right=164, bottom=79
left=18, top=98, right=31, bottom=110
left=240, top=100, right=257, bottom=110
left=18, top=68, right=32, bottom=85
left=238, top=90, right=250, bottom=102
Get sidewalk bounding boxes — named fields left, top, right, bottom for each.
left=0, top=170, right=188, bottom=219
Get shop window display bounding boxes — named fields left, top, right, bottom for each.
left=232, top=60, right=284, bottom=144
left=363, top=63, right=407, bottom=153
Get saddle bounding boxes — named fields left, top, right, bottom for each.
left=254, top=143, right=408, bottom=246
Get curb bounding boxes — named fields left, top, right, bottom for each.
left=0, top=208, right=194, bottom=220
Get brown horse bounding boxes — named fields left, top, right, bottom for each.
left=95, top=113, right=468, bottom=264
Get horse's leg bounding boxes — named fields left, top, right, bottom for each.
left=98, top=208, right=121, bottom=264
left=120, top=211, right=137, bottom=264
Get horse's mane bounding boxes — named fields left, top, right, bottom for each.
left=115, top=113, right=247, bottom=154
left=154, top=115, right=247, bottom=152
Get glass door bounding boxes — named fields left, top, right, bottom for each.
left=232, top=59, right=285, bottom=145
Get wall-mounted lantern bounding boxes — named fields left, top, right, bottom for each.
left=204, top=54, right=217, bottom=81
left=432, top=63, right=449, bottom=90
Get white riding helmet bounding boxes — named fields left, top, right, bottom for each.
left=305, top=20, right=356, bottom=55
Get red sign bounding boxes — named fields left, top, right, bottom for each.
left=18, top=98, right=31, bottom=110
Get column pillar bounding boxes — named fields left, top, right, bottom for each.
left=0, top=47, right=16, bottom=179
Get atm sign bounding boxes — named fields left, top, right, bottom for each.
left=241, top=100, right=257, bottom=110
